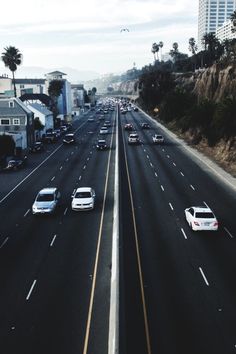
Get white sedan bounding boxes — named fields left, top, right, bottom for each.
left=184, top=206, right=218, bottom=231
left=100, top=127, right=109, bottom=134
left=71, top=187, right=95, bottom=211
left=152, top=134, right=164, bottom=144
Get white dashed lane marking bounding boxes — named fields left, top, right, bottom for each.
left=24, top=209, right=30, bottom=217
left=181, top=228, right=188, bottom=240
left=50, top=234, right=57, bottom=247
left=190, top=185, right=195, bottom=191
left=169, top=203, right=174, bottom=211
left=161, top=185, right=165, bottom=191
left=180, top=172, right=184, bottom=177
left=0, top=237, right=9, bottom=249
left=51, top=176, right=55, bottom=181
left=224, top=227, right=234, bottom=239
left=199, top=267, right=210, bottom=286
left=26, top=280, right=37, bottom=301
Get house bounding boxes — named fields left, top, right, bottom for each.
left=0, top=98, right=34, bottom=150
left=27, top=103, right=54, bottom=139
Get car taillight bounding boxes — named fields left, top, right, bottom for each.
left=213, top=221, right=218, bottom=227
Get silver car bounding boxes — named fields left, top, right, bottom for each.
left=32, top=188, right=61, bottom=214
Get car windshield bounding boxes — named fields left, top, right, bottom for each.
left=37, top=194, right=54, bottom=202
left=75, top=192, right=92, bottom=198
left=195, top=212, right=215, bottom=219
left=156, top=135, right=163, bottom=138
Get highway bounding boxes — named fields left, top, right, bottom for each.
left=0, top=103, right=235, bottom=354
left=118, top=106, right=236, bottom=354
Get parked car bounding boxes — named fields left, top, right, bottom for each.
left=32, top=187, right=61, bottom=215
left=5, top=155, right=27, bottom=170
left=29, top=141, right=44, bottom=153
left=152, top=134, right=164, bottom=144
left=63, top=133, right=76, bottom=145
left=43, top=132, right=57, bottom=143
left=71, top=187, right=95, bottom=211
left=184, top=206, right=218, bottom=231
left=96, top=139, right=107, bottom=150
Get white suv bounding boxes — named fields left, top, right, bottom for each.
left=32, top=188, right=61, bottom=214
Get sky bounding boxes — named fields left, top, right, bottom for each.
left=0, top=0, right=198, bottom=79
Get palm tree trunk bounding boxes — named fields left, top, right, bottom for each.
left=12, top=70, right=16, bottom=97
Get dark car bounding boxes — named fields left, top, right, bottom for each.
left=96, top=139, right=107, bottom=150
left=63, top=133, right=76, bottom=145
left=141, top=122, right=150, bottom=129
left=43, top=132, right=58, bottom=143
left=29, top=141, right=44, bottom=153
left=124, top=123, right=133, bottom=131
left=5, top=156, right=27, bottom=170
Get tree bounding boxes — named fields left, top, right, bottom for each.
left=48, top=80, right=64, bottom=122
left=1, top=46, right=22, bottom=98
left=189, top=38, right=197, bottom=55
left=230, top=10, right=236, bottom=32
left=151, top=43, right=159, bottom=61
left=158, top=41, right=164, bottom=61
left=169, top=42, right=179, bottom=63
left=0, top=134, right=15, bottom=157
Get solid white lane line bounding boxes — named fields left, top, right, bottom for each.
left=224, top=227, right=234, bottom=239
left=161, top=185, right=165, bottom=191
left=0, top=237, right=9, bottom=249
left=169, top=202, right=174, bottom=211
left=26, top=280, right=37, bottom=300
left=50, top=235, right=57, bottom=247
left=190, top=185, right=195, bottom=191
left=180, top=172, right=184, bottom=177
left=64, top=207, right=68, bottom=216
left=51, top=176, right=55, bottom=181
left=199, top=267, right=209, bottom=286
left=24, top=209, right=30, bottom=217
left=181, top=228, right=188, bottom=240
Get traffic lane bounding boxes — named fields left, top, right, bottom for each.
left=119, top=120, right=150, bottom=354
left=0, top=126, right=115, bottom=353
left=124, top=137, right=230, bottom=354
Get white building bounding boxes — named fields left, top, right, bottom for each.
left=198, top=0, right=236, bottom=49
left=216, top=19, right=236, bottom=40
left=27, top=103, right=54, bottom=139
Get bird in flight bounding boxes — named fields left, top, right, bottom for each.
left=120, top=28, right=130, bottom=32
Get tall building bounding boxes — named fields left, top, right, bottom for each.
left=198, top=0, right=236, bottom=49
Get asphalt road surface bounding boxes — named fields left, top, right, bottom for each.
left=118, top=106, right=236, bottom=354
left=0, top=104, right=236, bottom=354
left=0, top=110, right=116, bottom=354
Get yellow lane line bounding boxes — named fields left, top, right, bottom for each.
left=121, top=119, right=152, bottom=354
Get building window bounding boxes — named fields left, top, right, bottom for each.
left=0, top=119, right=10, bottom=125
left=9, top=101, right=14, bottom=108
left=20, top=84, right=25, bottom=89
left=13, top=118, right=20, bottom=125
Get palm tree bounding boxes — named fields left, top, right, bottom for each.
left=169, top=42, right=179, bottom=63
left=1, top=46, right=22, bottom=97
left=158, top=41, right=164, bottom=61
left=151, top=43, right=159, bottom=62
left=188, top=37, right=197, bottom=55
left=230, top=10, right=236, bottom=32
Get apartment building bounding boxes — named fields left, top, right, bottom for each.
left=198, top=0, right=236, bottom=48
